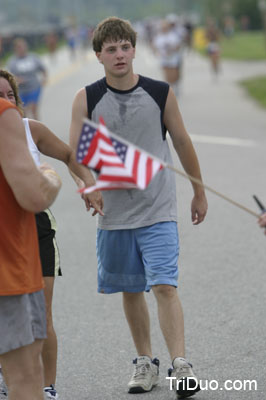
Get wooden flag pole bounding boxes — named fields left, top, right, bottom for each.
left=166, top=163, right=260, bottom=218
left=83, top=118, right=260, bottom=218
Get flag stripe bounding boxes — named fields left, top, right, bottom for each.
left=146, top=157, right=153, bottom=187
left=137, top=153, right=146, bottom=189
left=82, top=134, right=99, bottom=165
left=132, top=150, right=141, bottom=185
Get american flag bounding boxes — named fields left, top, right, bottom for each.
left=76, top=118, right=164, bottom=194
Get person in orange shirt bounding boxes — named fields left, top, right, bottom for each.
left=0, top=68, right=103, bottom=400
left=0, top=98, right=61, bottom=400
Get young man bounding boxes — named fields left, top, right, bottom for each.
left=0, top=98, right=61, bottom=400
left=69, top=17, right=208, bottom=399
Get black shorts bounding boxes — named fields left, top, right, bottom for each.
left=35, top=210, right=61, bottom=277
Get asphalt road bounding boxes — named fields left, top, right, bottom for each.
left=39, top=43, right=266, bottom=400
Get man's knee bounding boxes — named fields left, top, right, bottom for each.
left=152, top=284, right=177, bottom=299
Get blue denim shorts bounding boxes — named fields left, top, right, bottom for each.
left=96, top=222, right=179, bottom=294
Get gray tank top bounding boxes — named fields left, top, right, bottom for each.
left=85, top=75, right=177, bottom=230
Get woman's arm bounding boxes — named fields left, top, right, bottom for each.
left=29, top=119, right=104, bottom=216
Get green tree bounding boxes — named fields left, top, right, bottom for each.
left=232, top=0, right=262, bottom=29
left=201, top=0, right=225, bottom=24
left=201, top=0, right=262, bottom=29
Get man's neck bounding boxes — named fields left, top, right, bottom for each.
left=106, top=73, right=139, bottom=91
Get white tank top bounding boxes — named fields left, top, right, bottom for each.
left=23, top=118, right=40, bottom=166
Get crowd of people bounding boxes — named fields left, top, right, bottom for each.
left=0, top=14, right=265, bottom=400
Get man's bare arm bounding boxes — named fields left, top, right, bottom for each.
left=164, top=88, right=208, bottom=224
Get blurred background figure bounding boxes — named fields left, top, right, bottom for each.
left=7, top=38, right=47, bottom=120
left=78, top=24, right=90, bottom=57
left=205, top=18, right=221, bottom=78
left=240, top=15, right=250, bottom=31
left=152, top=14, right=185, bottom=95
left=223, top=15, right=235, bottom=38
left=142, top=18, right=157, bottom=46
left=45, top=32, right=59, bottom=64
left=183, top=18, right=195, bottom=52
left=65, top=25, right=78, bottom=61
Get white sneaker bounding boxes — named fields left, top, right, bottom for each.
left=128, top=356, right=160, bottom=393
left=168, top=357, right=200, bottom=399
left=43, top=385, right=59, bottom=400
left=0, top=369, right=7, bottom=398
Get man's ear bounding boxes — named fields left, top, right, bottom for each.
left=96, top=52, right=103, bottom=63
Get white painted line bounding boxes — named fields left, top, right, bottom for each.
left=190, top=134, right=257, bottom=147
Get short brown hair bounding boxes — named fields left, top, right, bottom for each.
left=92, top=16, right=137, bottom=52
left=0, top=69, right=24, bottom=115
